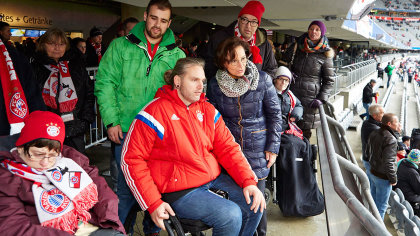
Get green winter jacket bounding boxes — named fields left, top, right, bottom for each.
left=95, top=22, right=185, bottom=132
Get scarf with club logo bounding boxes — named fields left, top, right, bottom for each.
left=42, top=61, right=78, bottom=113
left=0, top=38, right=29, bottom=135
left=1, top=154, right=98, bottom=234
left=91, top=41, right=102, bottom=64
left=234, top=22, right=263, bottom=65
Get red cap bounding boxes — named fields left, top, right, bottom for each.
left=16, top=111, right=65, bottom=150
left=238, top=1, right=265, bottom=25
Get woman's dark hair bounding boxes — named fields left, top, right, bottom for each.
left=20, top=138, right=61, bottom=156
left=71, top=37, right=85, bottom=48
left=215, top=37, right=250, bottom=70
left=164, top=57, right=204, bottom=88
left=36, top=27, right=70, bottom=53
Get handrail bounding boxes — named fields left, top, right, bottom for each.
left=381, top=74, right=396, bottom=110
left=318, top=105, right=391, bottom=236
left=325, top=101, right=382, bottom=223
left=414, top=81, right=420, bottom=127
left=400, top=72, right=408, bottom=136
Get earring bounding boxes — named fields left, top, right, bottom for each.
left=175, top=84, right=180, bottom=89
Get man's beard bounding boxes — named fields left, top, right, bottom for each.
left=145, top=26, right=163, bottom=39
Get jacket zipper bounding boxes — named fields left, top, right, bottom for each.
left=186, top=106, right=213, bottom=179
left=300, top=53, right=308, bottom=75
left=237, top=97, right=244, bottom=149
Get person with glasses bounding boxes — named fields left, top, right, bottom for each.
left=204, top=0, right=277, bottom=81
left=272, top=66, right=325, bottom=217
left=0, top=111, right=125, bottom=235
left=206, top=37, right=282, bottom=236
left=31, top=27, right=95, bottom=154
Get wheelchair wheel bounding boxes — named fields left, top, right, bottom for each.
left=264, top=188, right=272, bottom=204
left=124, top=204, right=145, bottom=236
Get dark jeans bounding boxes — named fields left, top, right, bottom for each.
left=255, top=179, right=267, bottom=236
left=64, top=134, right=85, bottom=154
left=171, top=174, right=263, bottom=236
left=114, top=133, right=159, bottom=234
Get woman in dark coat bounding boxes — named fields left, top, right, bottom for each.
left=206, top=37, right=282, bottom=236
left=31, top=27, right=95, bottom=153
left=273, top=66, right=324, bottom=217
left=281, top=21, right=335, bottom=139
left=0, top=111, right=124, bottom=235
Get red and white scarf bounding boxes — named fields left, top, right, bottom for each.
left=91, top=41, right=102, bottom=64
left=1, top=154, right=98, bottom=234
left=283, top=91, right=303, bottom=139
left=0, top=38, right=29, bottom=135
left=234, top=22, right=263, bottom=65
left=42, top=61, right=78, bottom=113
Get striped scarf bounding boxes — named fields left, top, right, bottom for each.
left=234, top=22, right=263, bottom=64
left=300, top=35, right=329, bottom=53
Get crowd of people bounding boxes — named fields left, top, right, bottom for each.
left=10, top=0, right=420, bottom=235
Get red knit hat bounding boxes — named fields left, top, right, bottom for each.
left=238, top=1, right=265, bottom=25
left=16, top=111, right=65, bottom=150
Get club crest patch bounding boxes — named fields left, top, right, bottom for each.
left=40, top=188, right=70, bottom=214
left=196, top=110, right=204, bottom=122
left=46, top=122, right=60, bottom=137
left=69, top=171, right=81, bottom=188
left=9, top=92, right=28, bottom=119
left=51, top=169, right=63, bottom=182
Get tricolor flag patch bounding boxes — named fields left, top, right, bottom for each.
left=69, top=171, right=81, bottom=188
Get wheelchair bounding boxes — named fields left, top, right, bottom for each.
left=124, top=189, right=229, bottom=236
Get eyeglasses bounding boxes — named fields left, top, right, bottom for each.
left=28, top=152, right=60, bottom=161
left=46, top=42, right=66, bottom=48
left=229, top=57, right=247, bottom=66
left=276, top=78, right=290, bottom=83
left=239, top=17, right=258, bottom=27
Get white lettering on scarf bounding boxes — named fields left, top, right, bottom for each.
left=0, top=41, right=17, bottom=81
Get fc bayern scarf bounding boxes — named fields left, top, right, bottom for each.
left=300, top=35, right=329, bottom=53
left=234, top=22, right=263, bottom=65
left=0, top=38, right=29, bottom=135
left=91, top=41, right=102, bottom=64
left=42, top=61, right=78, bottom=113
left=1, top=155, right=98, bottom=234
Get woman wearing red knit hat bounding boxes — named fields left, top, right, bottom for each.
left=0, top=111, right=124, bottom=235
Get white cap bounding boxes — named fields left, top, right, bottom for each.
left=275, top=66, right=292, bottom=80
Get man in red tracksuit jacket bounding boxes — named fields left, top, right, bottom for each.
left=121, top=58, right=265, bottom=236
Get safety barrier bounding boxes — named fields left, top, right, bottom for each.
left=414, top=81, right=420, bottom=127
left=318, top=103, right=391, bottom=235
left=84, top=67, right=107, bottom=149
left=400, top=73, right=408, bottom=136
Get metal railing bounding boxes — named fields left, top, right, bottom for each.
left=333, top=59, right=377, bottom=97
left=84, top=67, right=107, bottom=148
left=400, top=73, right=408, bottom=136
left=414, top=80, right=420, bottom=127
left=318, top=104, right=391, bottom=236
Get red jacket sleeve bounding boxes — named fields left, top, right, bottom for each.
left=121, top=111, right=163, bottom=214
left=211, top=110, right=258, bottom=188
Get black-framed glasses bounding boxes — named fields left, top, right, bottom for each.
left=239, top=17, right=258, bottom=27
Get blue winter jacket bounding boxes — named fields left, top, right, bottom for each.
left=207, top=70, right=282, bottom=179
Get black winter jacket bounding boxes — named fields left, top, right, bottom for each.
left=31, top=52, right=95, bottom=139
left=281, top=34, right=335, bottom=130
left=204, top=21, right=277, bottom=80
left=367, top=124, right=399, bottom=184
left=396, top=159, right=420, bottom=205
left=85, top=40, right=107, bottom=67
left=276, top=88, right=303, bottom=131
left=206, top=70, right=282, bottom=179
left=361, top=116, right=381, bottom=161
left=362, top=83, right=375, bottom=104
left=0, top=44, right=45, bottom=135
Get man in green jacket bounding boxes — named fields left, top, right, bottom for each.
left=94, top=0, right=185, bottom=231
left=385, top=62, right=395, bottom=88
